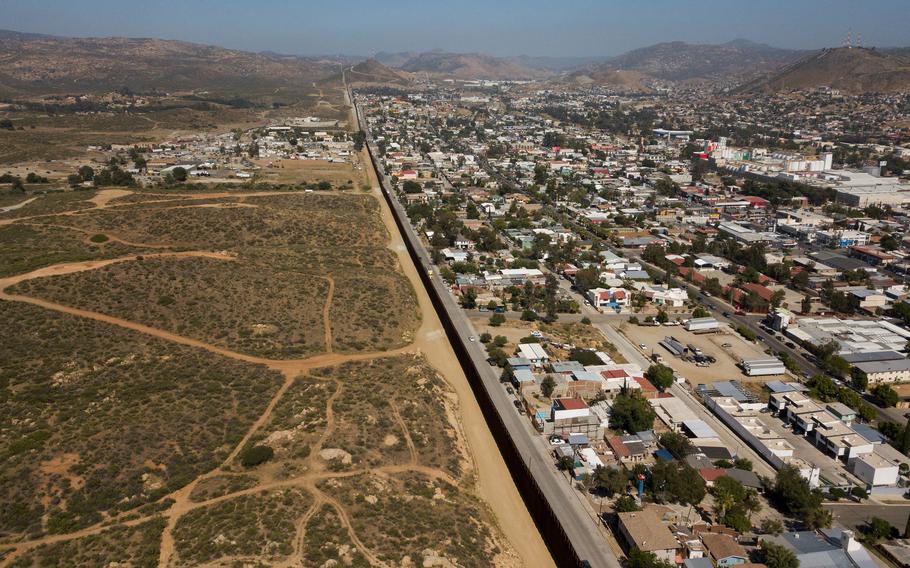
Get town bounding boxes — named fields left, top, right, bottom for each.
left=354, top=75, right=910, bottom=568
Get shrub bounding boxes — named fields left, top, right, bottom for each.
left=89, top=234, right=109, bottom=243
left=239, top=445, right=274, bottom=467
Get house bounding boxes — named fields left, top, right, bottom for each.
left=550, top=398, right=600, bottom=438
left=765, top=530, right=878, bottom=568
left=617, top=509, right=679, bottom=563
left=517, top=343, right=549, bottom=365
left=701, top=534, right=748, bottom=568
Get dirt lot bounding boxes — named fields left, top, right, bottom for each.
left=612, top=320, right=777, bottom=385
left=253, top=157, right=369, bottom=189
left=471, top=317, right=628, bottom=363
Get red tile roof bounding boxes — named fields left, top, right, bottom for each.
left=699, top=468, right=728, bottom=482
left=554, top=398, right=588, bottom=411
left=608, top=436, right=631, bottom=458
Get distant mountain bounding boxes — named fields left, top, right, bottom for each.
left=376, top=50, right=548, bottom=80
left=736, top=47, right=910, bottom=94
left=374, top=51, right=421, bottom=69
left=504, top=55, right=610, bottom=73
left=0, top=29, right=339, bottom=98
left=557, top=68, right=654, bottom=93
left=344, top=58, right=413, bottom=86
left=577, top=39, right=805, bottom=85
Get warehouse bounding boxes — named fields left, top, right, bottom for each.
left=853, top=358, right=910, bottom=385
left=741, top=357, right=786, bottom=377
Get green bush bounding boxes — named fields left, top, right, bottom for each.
left=89, top=233, right=109, bottom=243
left=239, top=445, right=274, bottom=467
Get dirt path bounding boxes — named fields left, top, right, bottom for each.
left=363, top=151, right=552, bottom=567
left=89, top=189, right=133, bottom=208
left=0, top=196, right=39, bottom=213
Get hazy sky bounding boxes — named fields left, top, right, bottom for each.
left=3, top=0, right=909, bottom=57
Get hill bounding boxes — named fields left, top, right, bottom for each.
left=393, top=51, right=548, bottom=80
left=736, top=47, right=910, bottom=94
left=561, top=39, right=803, bottom=88
left=344, top=58, right=414, bottom=86
left=0, top=30, right=339, bottom=98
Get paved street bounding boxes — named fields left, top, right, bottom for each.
left=827, top=502, right=910, bottom=532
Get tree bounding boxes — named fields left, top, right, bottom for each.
left=581, top=316, right=591, bottom=325
left=460, top=288, right=477, bottom=309
left=872, top=384, right=899, bottom=407
left=614, top=494, right=640, bottom=513
left=656, top=309, right=669, bottom=324
left=760, top=541, right=799, bottom=568
left=67, top=173, right=82, bottom=187
left=78, top=165, right=94, bottom=181
left=711, top=476, right=746, bottom=520
left=857, top=404, right=876, bottom=423
left=492, top=335, right=508, bottom=348
left=771, top=465, right=826, bottom=528
left=761, top=518, right=784, bottom=535
left=239, top=444, right=274, bottom=467
left=558, top=456, right=575, bottom=473
left=489, top=313, right=506, bottom=327
left=628, top=549, right=675, bottom=568
left=479, top=332, right=492, bottom=343
left=808, top=375, right=838, bottom=402
left=646, top=364, right=675, bottom=390
left=573, top=267, right=602, bottom=293
left=520, top=309, right=538, bottom=321
left=692, top=306, right=710, bottom=318
left=568, top=348, right=602, bottom=366
left=850, top=486, right=868, bottom=501
left=851, top=369, right=869, bottom=392
left=649, top=461, right=706, bottom=506
left=659, top=432, right=694, bottom=459
left=866, top=517, right=894, bottom=543
left=610, top=391, right=656, bottom=434
left=541, top=375, right=556, bottom=398
left=591, top=466, right=628, bottom=496
left=733, top=457, right=753, bottom=471
left=402, top=180, right=422, bottom=194
left=172, top=166, right=188, bottom=182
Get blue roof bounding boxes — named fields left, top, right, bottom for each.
left=766, top=380, right=798, bottom=393
left=514, top=369, right=536, bottom=383
left=654, top=449, right=675, bottom=462
left=851, top=423, right=887, bottom=444
left=568, top=434, right=589, bottom=445
left=623, top=270, right=650, bottom=280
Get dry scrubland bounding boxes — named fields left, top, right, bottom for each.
left=0, top=187, right=511, bottom=567
left=10, top=191, right=419, bottom=356
left=0, top=301, right=284, bottom=537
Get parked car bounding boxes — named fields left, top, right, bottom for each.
left=549, top=436, right=565, bottom=446
left=468, top=336, right=476, bottom=342
left=639, top=343, right=647, bottom=349
left=531, top=330, right=543, bottom=338
left=722, top=311, right=731, bottom=318
left=506, top=386, right=514, bottom=395
left=721, top=342, right=732, bottom=348
left=513, top=400, right=525, bottom=414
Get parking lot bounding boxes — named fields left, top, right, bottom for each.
left=611, top=319, right=776, bottom=386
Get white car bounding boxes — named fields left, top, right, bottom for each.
left=549, top=436, right=565, bottom=446
left=531, top=330, right=543, bottom=338
left=639, top=343, right=647, bottom=349
left=468, top=336, right=476, bottom=342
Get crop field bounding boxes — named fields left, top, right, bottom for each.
left=0, top=302, right=284, bottom=539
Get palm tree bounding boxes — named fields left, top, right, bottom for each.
left=743, top=489, right=762, bottom=521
